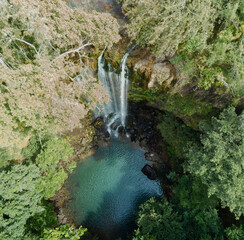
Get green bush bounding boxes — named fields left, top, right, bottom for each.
left=35, top=138, right=74, bottom=199
left=41, top=225, right=87, bottom=240
left=25, top=200, right=58, bottom=236
left=225, top=225, right=244, bottom=240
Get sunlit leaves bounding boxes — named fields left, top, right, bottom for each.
left=120, top=0, right=216, bottom=56
left=0, top=0, right=116, bottom=157
left=35, top=138, right=74, bottom=199
left=121, top=0, right=243, bottom=93
left=133, top=198, right=185, bottom=240
left=225, top=225, right=244, bottom=240
left=0, top=164, right=43, bottom=239
left=41, top=225, right=87, bottom=240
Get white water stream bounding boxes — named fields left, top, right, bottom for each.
left=98, top=49, right=130, bottom=136
left=120, top=52, right=129, bottom=127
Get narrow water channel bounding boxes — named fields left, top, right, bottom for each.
left=67, top=138, right=162, bottom=240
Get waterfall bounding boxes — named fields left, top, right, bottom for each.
left=120, top=52, right=129, bottom=127
left=98, top=49, right=130, bottom=136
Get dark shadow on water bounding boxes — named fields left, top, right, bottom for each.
left=83, top=165, right=161, bottom=239
left=82, top=186, right=158, bottom=240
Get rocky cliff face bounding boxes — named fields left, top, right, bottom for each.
left=81, top=0, right=242, bottom=129
left=130, top=49, right=235, bottom=128
left=103, top=41, right=237, bottom=129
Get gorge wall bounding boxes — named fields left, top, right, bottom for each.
left=102, top=42, right=242, bottom=129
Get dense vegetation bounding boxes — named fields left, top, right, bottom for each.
left=0, top=136, right=87, bottom=239
left=0, top=0, right=120, bottom=167
left=120, top=0, right=243, bottom=94
left=133, top=107, right=244, bottom=239
left=0, top=0, right=243, bottom=239
left=0, top=0, right=120, bottom=239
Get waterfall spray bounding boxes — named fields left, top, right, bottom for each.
left=120, top=52, right=129, bottom=127
left=97, top=48, right=130, bottom=136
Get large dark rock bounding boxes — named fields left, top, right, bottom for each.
left=141, top=164, right=157, bottom=180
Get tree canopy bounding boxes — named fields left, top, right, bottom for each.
left=120, top=0, right=216, bottom=57
left=35, top=138, right=75, bottom=199
left=41, top=225, right=87, bottom=240
left=133, top=195, right=224, bottom=240
left=120, top=0, right=243, bottom=93
left=185, top=107, right=244, bottom=218
left=133, top=198, right=185, bottom=240
left=225, top=225, right=244, bottom=240
left=0, top=137, right=81, bottom=239
left=0, top=164, right=43, bottom=239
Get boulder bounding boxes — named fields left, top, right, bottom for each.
left=148, top=62, right=174, bottom=88
left=141, top=164, right=157, bottom=180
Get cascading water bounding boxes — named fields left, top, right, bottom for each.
left=98, top=49, right=130, bottom=136
left=120, top=52, right=129, bottom=127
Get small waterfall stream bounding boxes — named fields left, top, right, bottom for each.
left=120, top=52, right=129, bottom=127
left=98, top=49, right=130, bottom=136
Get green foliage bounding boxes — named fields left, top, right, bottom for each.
left=185, top=107, right=244, bottom=218
left=133, top=198, right=185, bottom=240
left=130, top=87, right=215, bottom=129
left=225, top=225, right=244, bottom=240
left=22, top=135, right=46, bottom=159
left=0, top=148, right=12, bottom=168
left=173, top=23, right=243, bottom=93
left=199, top=66, right=223, bottom=90
left=172, top=175, right=218, bottom=211
left=25, top=200, right=58, bottom=236
left=173, top=2, right=243, bottom=93
left=172, top=175, right=223, bottom=239
left=120, top=0, right=216, bottom=56
left=183, top=208, right=224, bottom=240
left=133, top=175, right=224, bottom=240
left=35, top=138, right=74, bottom=199
left=0, top=134, right=79, bottom=238
left=41, top=225, right=87, bottom=240
left=122, top=0, right=243, bottom=93
left=0, top=164, right=43, bottom=239
left=157, top=112, right=199, bottom=158
left=163, top=93, right=212, bottom=118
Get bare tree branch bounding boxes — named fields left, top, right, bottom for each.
left=219, top=78, right=229, bottom=88
left=55, top=43, right=92, bottom=60
left=13, top=41, right=31, bottom=61
left=232, top=20, right=238, bottom=30
left=14, top=38, right=40, bottom=57
left=62, top=68, right=75, bottom=82
left=218, top=75, right=229, bottom=88
left=0, top=57, right=7, bottom=68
